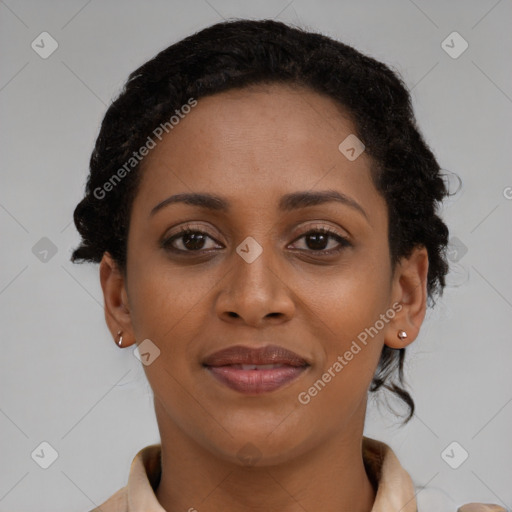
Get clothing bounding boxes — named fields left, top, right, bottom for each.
left=89, top=437, right=505, bottom=512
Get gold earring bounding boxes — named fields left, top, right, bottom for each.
left=397, top=330, right=407, bottom=340
left=117, top=330, right=123, bottom=347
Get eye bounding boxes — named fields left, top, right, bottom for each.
left=289, top=227, right=351, bottom=254
left=161, top=225, right=351, bottom=256
left=161, top=227, right=223, bottom=253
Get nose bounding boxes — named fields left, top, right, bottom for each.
left=214, top=243, right=296, bottom=327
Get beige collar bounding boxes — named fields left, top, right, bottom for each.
left=95, top=436, right=418, bottom=511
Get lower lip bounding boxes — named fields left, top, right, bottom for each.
left=206, top=365, right=308, bottom=394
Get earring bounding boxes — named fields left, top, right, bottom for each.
left=117, top=330, right=123, bottom=347
left=397, top=330, right=408, bottom=340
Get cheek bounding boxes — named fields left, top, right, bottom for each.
left=294, top=293, right=388, bottom=434
left=298, top=250, right=392, bottom=396
left=126, top=259, right=217, bottom=343
left=305, top=247, right=391, bottom=340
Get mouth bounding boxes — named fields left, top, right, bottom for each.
left=202, top=344, right=310, bottom=394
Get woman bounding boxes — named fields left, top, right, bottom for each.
left=71, top=19, right=503, bottom=512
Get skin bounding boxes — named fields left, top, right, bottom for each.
left=99, top=84, right=428, bottom=512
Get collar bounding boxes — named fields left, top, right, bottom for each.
left=99, top=436, right=418, bottom=511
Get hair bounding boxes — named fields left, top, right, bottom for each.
left=71, top=18, right=450, bottom=423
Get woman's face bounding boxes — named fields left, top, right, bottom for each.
left=103, top=84, right=427, bottom=465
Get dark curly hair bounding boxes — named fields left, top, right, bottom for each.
left=71, top=18, right=450, bottom=423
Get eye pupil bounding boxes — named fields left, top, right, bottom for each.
left=306, top=233, right=328, bottom=250
left=183, top=232, right=206, bottom=250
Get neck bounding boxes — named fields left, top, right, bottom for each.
left=154, top=399, right=376, bottom=512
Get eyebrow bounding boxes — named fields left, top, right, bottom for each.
left=150, top=190, right=368, bottom=220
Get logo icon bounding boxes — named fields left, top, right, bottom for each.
left=32, top=237, right=58, bottom=263
left=237, top=442, right=262, bottom=466
left=133, top=339, right=161, bottom=366
left=31, top=441, right=59, bottom=469
left=441, top=441, right=469, bottom=469
left=441, top=32, right=468, bottom=59
left=31, top=32, right=59, bottom=59
left=236, top=236, right=263, bottom=263
left=447, top=236, right=468, bottom=263
left=338, top=134, right=365, bottom=161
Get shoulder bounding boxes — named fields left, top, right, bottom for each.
left=414, top=477, right=506, bottom=512
left=88, top=486, right=127, bottom=512
left=364, top=438, right=507, bottom=512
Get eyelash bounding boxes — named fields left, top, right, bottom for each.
left=161, top=225, right=351, bottom=256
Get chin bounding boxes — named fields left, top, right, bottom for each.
left=204, top=418, right=317, bottom=468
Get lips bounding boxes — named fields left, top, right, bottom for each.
left=203, top=344, right=309, bottom=367
left=203, top=345, right=310, bottom=394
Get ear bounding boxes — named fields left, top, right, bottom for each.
left=384, top=245, right=429, bottom=349
left=99, top=252, right=136, bottom=348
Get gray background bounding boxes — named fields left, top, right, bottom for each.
left=1, top=1, right=511, bottom=511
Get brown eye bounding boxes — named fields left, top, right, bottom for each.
left=290, top=228, right=351, bottom=254
left=179, top=231, right=208, bottom=250
left=304, top=232, right=330, bottom=250
left=162, top=229, right=222, bottom=253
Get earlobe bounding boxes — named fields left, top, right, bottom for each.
left=384, top=246, right=429, bottom=349
left=99, top=252, right=136, bottom=348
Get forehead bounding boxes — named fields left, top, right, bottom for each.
left=132, top=83, right=381, bottom=217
